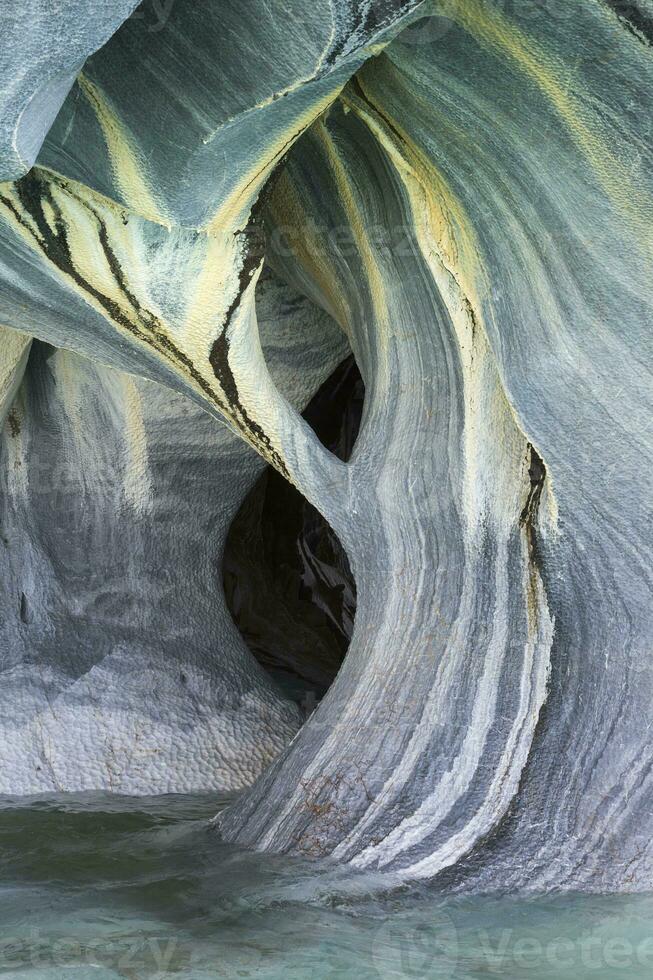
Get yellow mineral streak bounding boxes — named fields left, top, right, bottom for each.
left=78, top=74, right=168, bottom=226
left=190, top=83, right=348, bottom=364
left=0, top=327, right=31, bottom=410
left=0, top=326, right=31, bottom=472
left=0, top=176, right=220, bottom=409
left=45, top=350, right=152, bottom=512
left=0, top=167, right=300, bottom=473
left=0, top=326, right=29, bottom=499
left=222, top=263, right=286, bottom=453
left=48, top=181, right=139, bottom=319
left=454, top=0, right=653, bottom=255
left=268, top=170, right=353, bottom=334
left=343, top=82, right=557, bottom=538
left=119, top=374, right=153, bottom=514
left=207, top=81, right=345, bottom=234
left=203, top=73, right=327, bottom=148
left=181, top=230, right=242, bottom=351
left=314, top=115, right=392, bottom=372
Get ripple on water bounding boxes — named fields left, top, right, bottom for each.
left=0, top=793, right=651, bottom=979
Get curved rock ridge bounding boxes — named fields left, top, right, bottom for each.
left=0, top=0, right=424, bottom=487
left=0, top=270, right=349, bottom=794
left=0, top=327, right=31, bottom=428
left=0, top=0, right=141, bottom=182
left=219, top=95, right=556, bottom=882
left=0, top=0, right=421, bottom=795
left=0, top=0, right=651, bottom=890
left=224, top=354, right=362, bottom=695
left=221, top=4, right=653, bottom=890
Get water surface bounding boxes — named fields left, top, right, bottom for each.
left=0, top=794, right=651, bottom=978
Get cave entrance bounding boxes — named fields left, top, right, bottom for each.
left=223, top=356, right=364, bottom=707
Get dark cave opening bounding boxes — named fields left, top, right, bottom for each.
left=223, top=356, right=364, bottom=703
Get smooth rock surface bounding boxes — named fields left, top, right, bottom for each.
left=0, top=0, right=650, bottom=891
left=0, top=0, right=140, bottom=181
left=0, top=270, right=348, bottom=793
left=221, top=3, right=653, bottom=891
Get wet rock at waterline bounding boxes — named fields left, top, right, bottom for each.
left=0, top=0, right=652, bottom=892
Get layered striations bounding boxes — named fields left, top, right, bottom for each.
left=0, top=0, right=651, bottom=890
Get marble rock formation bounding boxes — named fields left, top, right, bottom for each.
left=0, top=272, right=348, bottom=793
left=0, top=0, right=652, bottom=892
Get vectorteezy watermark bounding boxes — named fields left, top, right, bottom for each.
left=2, top=917, right=653, bottom=976
left=371, top=914, right=653, bottom=977
left=474, top=931, right=653, bottom=972
left=0, top=930, right=190, bottom=974
left=373, top=912, right=459, bottom=980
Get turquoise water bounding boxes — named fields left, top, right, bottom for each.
left=0, top=794, right=652, bottom=979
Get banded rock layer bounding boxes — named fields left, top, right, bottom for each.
left=0, top=0, right=651, bottom=891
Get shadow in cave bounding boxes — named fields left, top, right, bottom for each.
left=223, top=356, right=364, bottom=704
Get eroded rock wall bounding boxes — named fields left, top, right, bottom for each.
left=0, top=271, right=348, bottom=793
